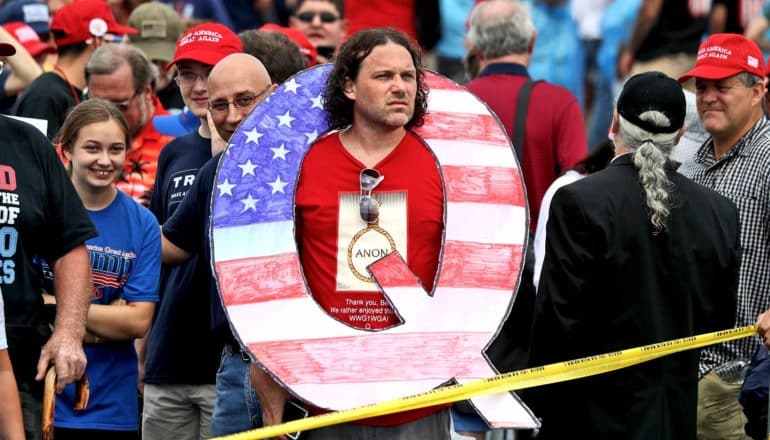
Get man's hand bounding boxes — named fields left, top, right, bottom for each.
left=249, top=363, right=288, bottom=436
left=757, top=310, right=770, bottom=349
left=35, top=332, right=87, bottom=393
left=207, top=111, right=227, bottom=156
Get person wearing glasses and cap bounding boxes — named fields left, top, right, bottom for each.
left=677, top=33, right=770, bottom=440
left=11, top=0, right=136, bottom=140
left=289, top=0, right=346, bottom=63
left=0, top=39, right=25, bottom=440
left=137, top=22, right=242, bottom=440
left=526, top=71, right=740, bottom=439
left=0, top=39, right=98, bottom=440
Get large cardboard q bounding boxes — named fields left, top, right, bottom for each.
left=211, top=64, right=537, bottom=428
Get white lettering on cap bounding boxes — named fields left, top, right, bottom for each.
left=89, top=18, right=107, bottom=38
left=748, top=56, right=759, bottom=68
left=178, top=30, right=223, bottom=47
left=697, top=45, right=732, bottom=61
left=22, top=4, right=49, bottom=23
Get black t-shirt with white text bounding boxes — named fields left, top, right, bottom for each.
left=0, top=115, right=96, bottom=382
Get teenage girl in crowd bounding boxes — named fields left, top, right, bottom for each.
left=40, top=99, right=160, bottom=439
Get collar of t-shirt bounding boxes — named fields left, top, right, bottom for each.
left=477, top=62, right=530, bottom=79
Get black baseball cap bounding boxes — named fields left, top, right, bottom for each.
left=617, top=71, right=685, bottom=134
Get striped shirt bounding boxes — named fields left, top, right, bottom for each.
left=679, top=117, right=770, bottom=377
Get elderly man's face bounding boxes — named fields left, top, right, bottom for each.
left=207, top=68, right=273, bottom=141
left=88, top=62, right=152, bottom=137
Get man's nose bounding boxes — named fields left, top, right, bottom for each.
left=226, top=104, right=243, bottom=126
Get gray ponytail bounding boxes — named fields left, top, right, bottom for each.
left=617, top=112, right=678, bottom=234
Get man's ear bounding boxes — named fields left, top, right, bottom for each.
left=609, top=110, right=619, bottom=135
left=752, top=80, right=767, bottom=107
left=674, top=124, right=686, bottom=145
left=142, top=83, right=153, bottom=103
left=527, top=31, right=537, bottom=55
left=343, top=77, right=355, bottom=101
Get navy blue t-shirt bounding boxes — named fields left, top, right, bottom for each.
left=144, top=131, right=222, bottom=384
left=162, top=151, right=235, bottom=345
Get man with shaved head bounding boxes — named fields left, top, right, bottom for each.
left=207, top=53, right=275, bottom=142
left=158, top=53, right=277, bottom=437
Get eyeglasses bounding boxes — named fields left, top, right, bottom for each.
left=359, top=168, right=384, bottom=224
left=89, top=91, right=140, bottom=113
left=175, top=69, right=211, bottom=87
left=208, top=85, right=271, bottom=115
left=295, top=10, right=339, bottom=23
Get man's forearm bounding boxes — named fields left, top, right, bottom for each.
left=51, top=244, right=92, bottom=340
left=161, top=231, right=193, bottom=265
left=627, top=0, right=663, bottom=55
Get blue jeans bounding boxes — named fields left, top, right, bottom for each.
left=210, top=345, right=262, bottom=436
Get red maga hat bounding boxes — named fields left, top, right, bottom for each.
left=4, top=22, right=55, bottom=57
left=259, top=23, right=317, bottom=66
left=50, top=0, right=137, bottom=48
left=168, top=23, right=243, bottom=69
left=679, top=33, right=765, bottom=82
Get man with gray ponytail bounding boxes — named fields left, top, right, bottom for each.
left=527, top=71, right=741, bottom=439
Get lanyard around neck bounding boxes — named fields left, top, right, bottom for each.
left=53, top=65, right=81, bottom=105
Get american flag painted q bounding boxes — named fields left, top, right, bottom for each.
left=211, top=64, right=538, bottom=428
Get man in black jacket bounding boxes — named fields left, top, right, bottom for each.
left=527, top=72, right=741, bottom=439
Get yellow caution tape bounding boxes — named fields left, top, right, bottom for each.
left=214, top=325, right=758, bottom=440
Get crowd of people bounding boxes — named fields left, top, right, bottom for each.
left=1, top=0, right=770, bottom=439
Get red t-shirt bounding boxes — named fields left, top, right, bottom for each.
left=295, top=130, right=447, bottom=425
left=344, top=0, right=418, bottom=43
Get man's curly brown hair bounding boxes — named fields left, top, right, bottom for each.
left=323, top=28, right=428, bottom=130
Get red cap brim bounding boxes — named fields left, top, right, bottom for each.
left=679, top=64, right=745, bottom=82
left=0, top=42, right=16, bottom=56
left=167, top=51, right=227, bottom=70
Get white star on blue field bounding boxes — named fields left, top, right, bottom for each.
left=213, top=65, right=333, bottom=228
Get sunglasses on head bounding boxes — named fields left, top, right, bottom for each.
left=359, top=168, right=384, bottom=224
left=295, top=10, right=339, bottom=23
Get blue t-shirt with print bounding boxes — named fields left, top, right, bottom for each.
left=42, top=191, right=160, bottom=431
